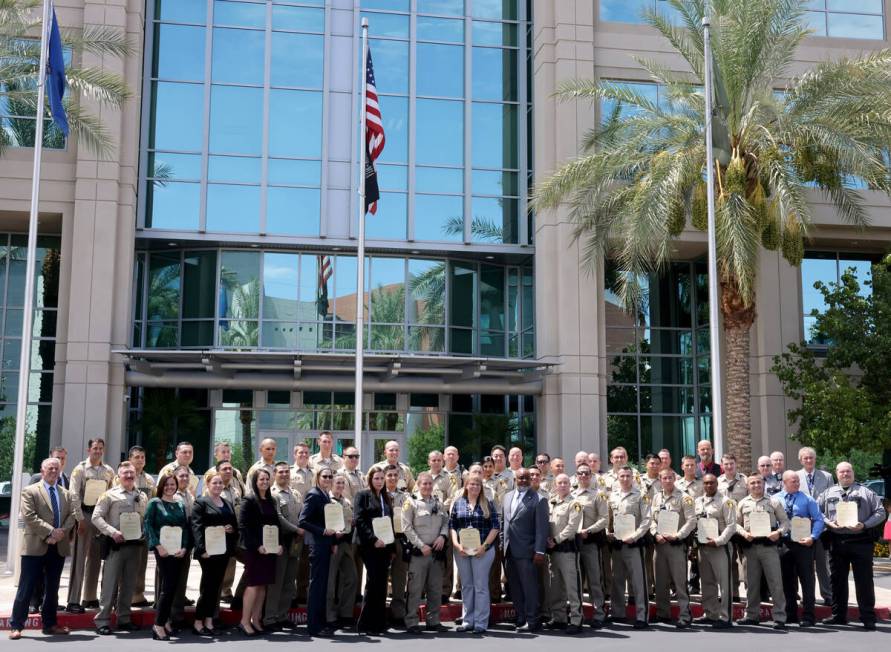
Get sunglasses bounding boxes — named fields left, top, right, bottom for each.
left=535, top=460, right=548, bottom=464
left=345, top=454, right=360, bottom=459
left=320, top=474, right=334, bottom=479
left=577, top=471, right=591, bottom=476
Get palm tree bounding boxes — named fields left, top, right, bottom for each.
left=532, top=0, right=891, bottom=470
left=0, top=0, right=132, bottom=156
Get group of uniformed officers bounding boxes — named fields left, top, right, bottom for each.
left=8, top=433, right=887, bottom=640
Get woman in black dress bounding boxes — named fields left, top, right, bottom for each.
left=238, top=469, right=282, bottom=636
left=191, top=470, right=238, bottom=635
left=354, top=467, right=394, bottom=635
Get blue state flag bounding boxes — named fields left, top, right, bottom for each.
left=46, top=9, right=69, bottom=137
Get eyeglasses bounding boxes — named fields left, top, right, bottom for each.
left=535, top=459, right=548, bottom=465
left=320, top=474, right=334, bottom=479
left=577, top=471, right=591, bottom=476
left=345, top=454, right=359, bottom=459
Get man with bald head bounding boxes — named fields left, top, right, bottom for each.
left=778, top=470, right=824, bottom=627
left=246, top=437, right=278, bottom=493
left=570, top=451, right=588, bottom=489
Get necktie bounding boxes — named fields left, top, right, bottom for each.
left=784, top=493, right=794, bottom=519
left=48, top=485, right=60, bottom=529
left=807, top=474, right=814, bottom=494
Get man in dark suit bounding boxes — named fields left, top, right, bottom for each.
left=26, top=447, right=69, bottom=614
left=502, top=467, right=549, bottom=631
left=796, top=446, right=835, bottom=606
left=298, top=469, right=337, bottom=637
left=9, top=457, right=76, bottom=640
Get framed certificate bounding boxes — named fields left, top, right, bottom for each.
left=205, top=526, right=227, bottom=556
left=791, top=516, right=811, bottom=541
left=262, top=525, right=279, bottom=553
left=836, top=502, right=859, bottom=528
left=657, top=510, right=680, bottom=537
left=459, top=528, right=482, bottom=554
left=83, top=479, right=107, bottom=507
left=324, top=503, right=346, bottom=532
left=159, top=526, right=182, bottom=554
left=613, top=513, right=636, bottom=540
left=697, top=517, right=719, bottom=544
left=119, top=512, right=142, bottom=541
left=748, top=511, right=771, bottom=537
left=393, top=509, right=404, bottom=534
left=372, top=516, right=394, bottom=544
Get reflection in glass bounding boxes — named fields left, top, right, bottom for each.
left=155, top=0, right=206, bottom=23
left=263, top=253, right=299, bottom=320
left=376, top=164, right=408, bottom=191
left=368, top=39, right=409, bottom=94
left=269, top=90, right=323, bottom=158
left=377, top=96, right=408, bottom=164
left=416, top=99, right=463, bottom=165
left=472, top=103, right=517, bottom=168
left=150, top=82, right=204, bottom=151
left=214, top=0, right=265, bottom=28
left=220, top=251, right=260, bottom=346
left=472, top=0, right=517, bottom=20
left=472, top=47, right=517, bottom=101
left=212, top=28, right=265, bottom=84
left=267, top=159, right=321, bottom=186
left=471, top=197, right=516, bottom=243
left=472, top=20, right=517, bottom=46
left=416, top=167, right=463, bottom=194
left=417, top=44, right=464, bottom=97
left=153, top=24, right=205, bottom=80
left=271, top=33, right=324, bottom=88
left=209, top=86, right=263, bottom=155
left=414, top=194, right=463, bottom=242
left=183, top=251, right=217, bottom=319
left=417, top=17, right=464, bottom=42
left=418, top=0, right=463, bottom=15
left=272, top=5, right=325, bottom=32
left=450, top=263, right=476, bottom=329
left=149, top=152, right=202, bottom=180
left=208, top=156, right=262, bottom=183
left=206, top=184, right=260, bottom=232
left=366, top=192, right=407, bottom=239
left=369, top=257, right=405, bottom=324
left=472, top=169, right=517, bottom=195
left=826, top=13, right=884, bottom=39
left=267, top=187, right=320, bottom=236
left=148, top=252, right=181, bottom=320
left=600, top=0, right=649, bottom=23
left=146, top=181, right=201, bottom=230
left=360, top=11, right=409, bottom=38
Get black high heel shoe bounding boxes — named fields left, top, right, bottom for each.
left=152, top=626, right=170, bottom=641
left=237, top=623, right=257, bottom=637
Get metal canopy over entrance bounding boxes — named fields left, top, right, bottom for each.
left=116, top=349, right=549, bottom=395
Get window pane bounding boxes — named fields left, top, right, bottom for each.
left=263, top=253, right=299, bottom=320
left=473, top=0, right=517, bottom=20
left=600, top=0, right=649, bottom=23
left=210, top=86, right=263, bottom=155
left=450, top=262, right=477, bottom=328
left=369, top=39, right=408, bottom=94
left=417, top=44, right=464, bottom=98
left=827, top=0, right=882, bottom=12
left=208, top=156, right=262, bottom=183
left=361, top=11, right=409, bottom=38
left=182, top=251, right=217, bottom=319
left=414, top=194, right=464, bottom=241
left=366, top=192, right=407, bottom=239
left=480, top=265, right=505, bottom=331
left=801, top=256, right=836, bottom=315
left=272, top=5, right=325, bottom=31
left=212, top=28, right=265, bottom=84
left=472, top=103, right=517, bottom=168
left=838, top=258, right=872, bottom=296
left=149, top=152, right=202, bottom=180
left=418, top=0, right=463, bottom=15
left=472, top=47, right=517, bottom=101
left=408, top=259, right=445, bottom=325
left=803, top=11, right=828, bottom=35
left=827, top=13, right=884, bottom=39
left=378, top=96, right=408, bottom=164
left=155, top=0, right=206, bottom=23
left=214, top=0, right=265, bottom=27
left=266, top=187, right=320, bottom=236
left=472, top=20, right=517, bottom=46
left=182, top=321, right=214, bottom=346
left=416, top=99, right=463, bottom=165
left=377, top=164, right=408, bottom=191
left=153, top=24, right=205, bottom=80
left=269, top=90, right=323, bottom=158
left=206, top=184, right=261, bottom=232
left=472, top=169, right=517, bottom=195
left=370, top=258, right=405, bottom=323
left=146, top=181, right=200, bottom=230
left=409, top=326, right=445, bottom=352
left=361, top=0, right=410, bottom=10
left=416, top=166, right=463, bottom=194
left=220, top=251, right=261, bottom=322
left=150, top=82, right=204, bottom=151
left=334, top=255, right=359, bottom=320
left=417, top=16, right=464, bottom=42
left=148, top=252, right=181, bottom=320
left=268, top=159, right=321, bottom=186
left=271, top=33, right=324, bottom=87
left=471, top=196, right=517, bottom=243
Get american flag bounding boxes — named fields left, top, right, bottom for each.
left=364, top=47, right=384, bottom=214
left=316, top=254, right=333, bottom=318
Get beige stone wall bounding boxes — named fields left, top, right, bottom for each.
left=533, top=1, right=891, bottom=462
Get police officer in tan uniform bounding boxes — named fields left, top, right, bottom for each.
left=371, top=441, right=415, bottom=492
left=326, top=474, right=357, bottom=628
left=735, top=474, right=789, bottom=629
left=213, top=460, right=244, bottom=604
left=694, top=474, right=737, bottom=628
left=403, top=472, right=450, bottom=633
left=245, top=438, right=278, bottom=493
left=290, top=442, right=314, bottom=604
left=544, top=474, right=583, bottom=634
left=607, top=466, right=650, bottom=628
left=677, top=455, right=704, bottom=499
left=572, top=463, right=608, bottom=627
left=126, top=445, right=155, bottom=607
left=309, top=431, right=343, bottom=474
left=158, top=441, right=199, bottom=495
left=337, top=447, right=366, bottom=501
left=651, top=469, right=696, bottom=628
left=92, top=461, right=148, bottom=634
left=265, top=462, right=303, bottom=629
left=385, top=464, right=410, bottom=626
left=717, top=453, right=747, bottom=599
left=67, top=438, right=115, bottom=612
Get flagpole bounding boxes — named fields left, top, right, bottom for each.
left=354, top=18, right=369, bottom=461
left=4, top=0, right=52, bottom=576
left=702, top=16, right=725, bottom=459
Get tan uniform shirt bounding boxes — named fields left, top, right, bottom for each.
left=403, top=495, right=449, bottom=549
left=677, top=477, right=704, bottom=499
left=642, top=474, right=662, bottom=500
left=650, top=488, right=697, bottom=539
left=717, top=473, right=748, bottom=503
left=443, top=465, right=464, bottom=493
left=69, top=460, right=115, bottom=521
left=272, top=484, right=304, bottom=556
left=246, top=460, right=276, bottom=493
left=736, top=494, right=790, bottom=537
left=549, top=494, right=583, bottom=544
left=608, top=487, right=652, bottom=542
left=290, top=464, right=314, bottom=495
left=91, top=486, right=148, bottom=539
left=572, top=486, right=609, bottom=535
left=310, top=452, right=343, bottom=474
left=603, top=468, right=644, bottom=494
left=158, top=462, right=199, bottom=494
left=427, top=470, right=453, bottom=504
left=337, top=467, right=366, bottom=502
left=694, top=493, right=737, bottom=545
left=371, top=461, right=415, bottom=492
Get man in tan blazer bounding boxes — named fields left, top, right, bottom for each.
left=9, top=457, right=76, bottom=640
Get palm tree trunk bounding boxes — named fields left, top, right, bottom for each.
left=720, top=282, right=756, bottom=472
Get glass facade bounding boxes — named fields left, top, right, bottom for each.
left=605, top=262, right=712, bottom=464
left=0, top=44, right=69, bottom=149
left=0, top=235, right=60, bottom=477
left=599, top=0, right=886, bottom=40
left=134, top=248, right=534, bottom=357
left=800, top=251, right=878, bottom=345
